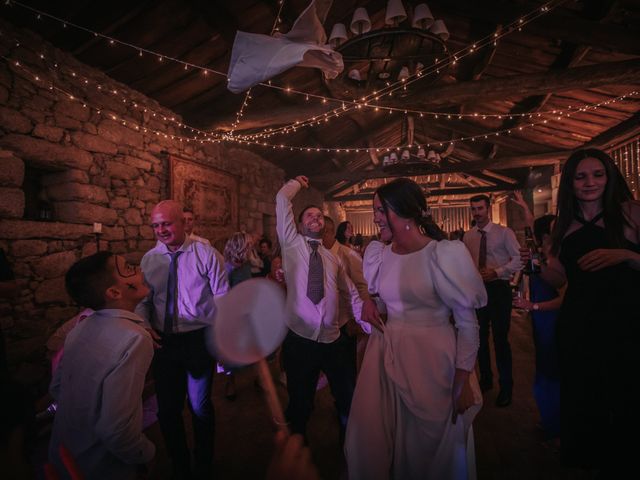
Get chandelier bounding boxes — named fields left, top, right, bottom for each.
left=325, top=0, right=451, bottom=100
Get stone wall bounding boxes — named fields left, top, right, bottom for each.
left=0, top=19, right=284, bottom=389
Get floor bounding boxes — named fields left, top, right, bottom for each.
left=36, top=310, right=596, bottom=479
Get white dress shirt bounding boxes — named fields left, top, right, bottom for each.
left=49, top=309, right=155, bottom=480
left=189, top=232, right=211, bottom=246
left=463, top=222, right=521, bottom=280
left=136, top=237, right=229, bottom=333
left=276, top=180, right=363, bottom=343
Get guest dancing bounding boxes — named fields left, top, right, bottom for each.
left=525, top=149, right=640, bottom=475
left=345, top=178, right=486, bottom=480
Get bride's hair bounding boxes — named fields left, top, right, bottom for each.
left=375, top=178, right=445, bottom=241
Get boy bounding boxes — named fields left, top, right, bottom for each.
left=48, top=252, right=155, bottom=479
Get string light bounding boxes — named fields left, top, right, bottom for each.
left=218, top=91, right=639, bottom=152
left=232, top=0, right=569, bottom=140
left=229, top=0, right=286, bottom=136
left=4, top=0, right=566, bottom=124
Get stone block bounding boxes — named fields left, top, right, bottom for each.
left=83, top=123, right=97, bottom=135
left=11, top=240, right=48, bottom=257
left=34, top=277, right=70, bottom=304
left=105, top=160, right=139, bottom=180
left=71, top=132, right=118, bottom=154
left=102, top=226, right=125, bottom=241
left=0, top=220, right=90, bottom=241
left=125, top=226, right=139, bottom=238
left=146, top=175, right=161, bottom=192
left=55, top=201, right=118, bottom=225
left=41, top=169, right=89, bottom=186
left=120, top=155, right=151, bottom=171
left=0, top=152, right=24, bottom=187
left=135, top=189, right=159, bottom=202
left=0, top=187, right=24, bottom=218
left=46, top=182, right=109, bottom=204
left=98, top=119, right=143, bottom=149
left=110, top=241, right=128, bottom=253
left=123, top=208, right=143, bottom=225
left=33, top=124, right=64, bottom=143
left=54, top=98, right=90, bottom=122
left=54, top=115, right=83, bottom=130
left=33, top=251, right=77, bottom=279
left=0, top=106, right=32, bottom=133
left=139, top=225, right=154, bottom=240
left=0, top=134, right=93, bottom=170
left=138, top=240, right=157, bottom=252
left=110, top=196, right=130, bottom=209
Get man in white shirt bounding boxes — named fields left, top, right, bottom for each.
left=322, top=216, right=372, bottom=369
left=50, top=252, right=154, bottom=480
left=137, top=200, right=228, bottom=479
left=183, top=207, right=211, bottom=245
left=463, top=195, right=521, bottom=407
left=276, top=176, right=368, bottom=440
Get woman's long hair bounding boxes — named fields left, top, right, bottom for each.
left=375, top=178, right=445, bottom=241
left=223, top=232, right=253, bottom=267
left=335, top=221, right=351, bottom=245
left=550, top=148, right=633, bottom=255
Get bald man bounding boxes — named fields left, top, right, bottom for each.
left=136, top=200, right=228, bottom=479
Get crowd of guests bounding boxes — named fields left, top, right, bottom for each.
left=2, top=148, right=638, bottom=479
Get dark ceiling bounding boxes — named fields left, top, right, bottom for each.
left=2, top=0, right=640, bottom=201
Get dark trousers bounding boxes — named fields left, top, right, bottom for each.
left=153, top=328, right=215, bottom=473
left=282, top=329, right=356, bottom=438
left=477, top=280, right=513, bottom=391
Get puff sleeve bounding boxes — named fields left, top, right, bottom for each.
left=363, top=241, right=385, bottom=295
left=431, top=240, right=487, bottom=371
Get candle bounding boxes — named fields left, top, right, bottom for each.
left=93, top=222, right=102, bottom=234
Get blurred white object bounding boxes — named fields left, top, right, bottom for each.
left=228, top=1, right=344, bottom=93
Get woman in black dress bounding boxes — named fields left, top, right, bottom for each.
left=533, top=149, right=640, bottom=475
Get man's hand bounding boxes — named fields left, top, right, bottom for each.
left=294, top=175, right=309, bottom=188
left=451, top=369, right=474, bottom=424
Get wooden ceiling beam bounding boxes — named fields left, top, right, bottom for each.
left=312, top=150, right=569, bottom=184
left=330, top=184, right=521, bottom=201
left=582, top=112, right=640, bottom=149
left=215, top=58, right=640, bottom=132
left=433, top=0, right=640, bottom=55
left=72, top=1, right=152, bottom=55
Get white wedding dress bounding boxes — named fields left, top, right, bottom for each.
left=345, top=240, right=487, bottom=480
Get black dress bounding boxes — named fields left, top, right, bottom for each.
left=558, top=213, right=640, bottom=472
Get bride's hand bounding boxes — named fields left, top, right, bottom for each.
left=451, top=369, right=474, bottom=424
left=361, top=298, right=385, bottom=332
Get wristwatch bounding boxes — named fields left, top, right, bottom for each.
left=532, top=303, right=540, bottom=311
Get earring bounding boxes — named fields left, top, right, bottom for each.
left=405, top=223, right=410, bottom=231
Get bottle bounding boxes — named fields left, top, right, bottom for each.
left=522, top=226, right=541, bottom=274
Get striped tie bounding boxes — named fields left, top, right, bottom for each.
left=307, top=241, right=324, bottom=304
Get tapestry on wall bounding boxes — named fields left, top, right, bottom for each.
left=169, top=156, right=238, bottom=242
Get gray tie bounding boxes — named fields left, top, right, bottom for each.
left=307, top=241, right=324, bottom=304
left=164, top=251, right=182, bottom=334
